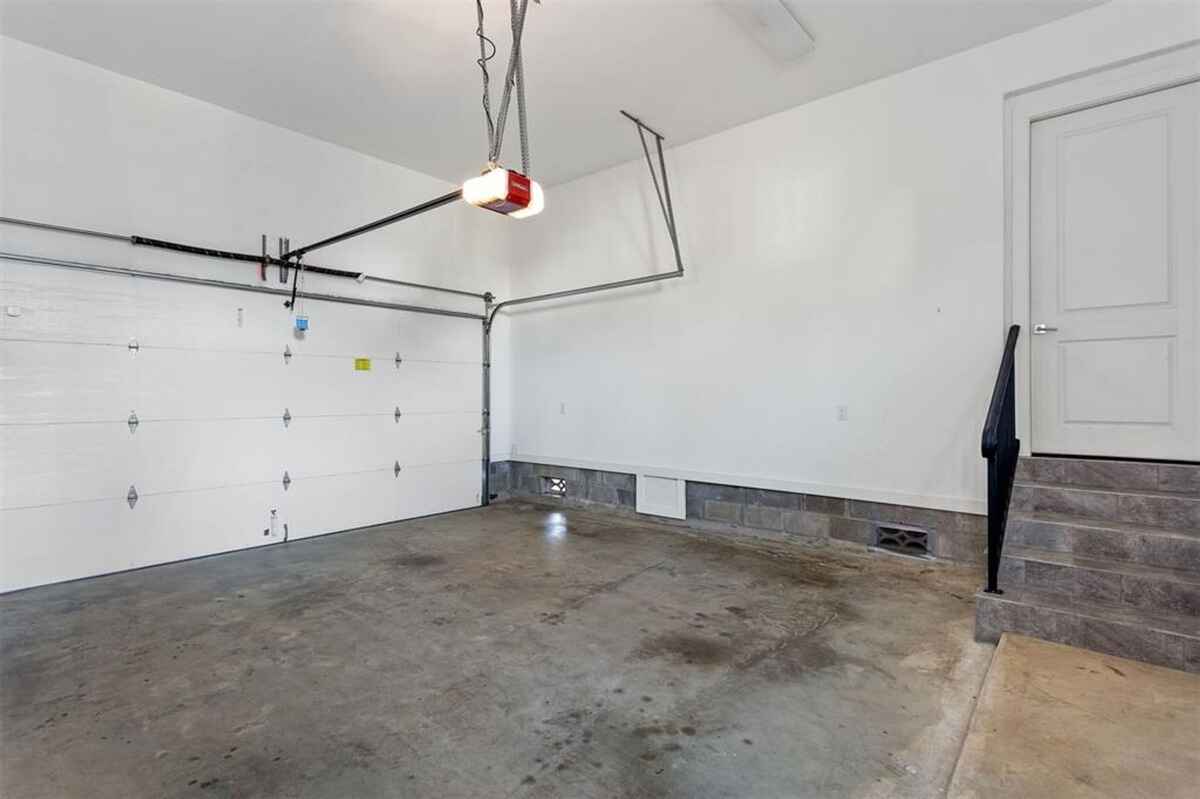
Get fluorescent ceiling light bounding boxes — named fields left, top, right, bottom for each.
left=719, top=0, right=815, bottom=63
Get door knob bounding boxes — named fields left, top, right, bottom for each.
left=1033, top=324, right=1059, bottom=334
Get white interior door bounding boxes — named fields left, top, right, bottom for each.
left=1030, top=81, right=1199, bottom=460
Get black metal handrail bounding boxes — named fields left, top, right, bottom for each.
left=981, top=325, right=1021, bottom=594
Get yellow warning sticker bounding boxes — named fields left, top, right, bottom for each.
left=354, top=358, right=371, bottom=371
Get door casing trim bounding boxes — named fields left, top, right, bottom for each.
left=1004, top=41, right=1200, bottom=455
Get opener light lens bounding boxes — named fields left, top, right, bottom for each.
left=463, top=168, right=543, bottom=218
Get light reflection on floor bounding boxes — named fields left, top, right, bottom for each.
left=543, top=512, right=568, bottom=540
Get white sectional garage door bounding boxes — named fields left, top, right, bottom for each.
left=0, top=259, right=482, bottom=593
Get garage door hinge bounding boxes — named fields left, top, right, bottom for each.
left=128, top=338, right=139, bottom=353
left=127, top=411, right=139, bottom=433
left=126, top=485, right=139, bottom=508
left=394, top=407, right=402, bottom=423
left=394, top=460, right=402, bottom=477
left=283, top=345, right=292, bottom=364
left=282, top=471, right=292, bottom=490
left=395, top=352, right=403, bottom=368
left=282, top=408, right=292, bottom=428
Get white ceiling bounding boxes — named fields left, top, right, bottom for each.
left=2, top=0, right=1103, bottom=186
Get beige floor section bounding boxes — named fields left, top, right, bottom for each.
left=948, top=633, right=1200, bottom=799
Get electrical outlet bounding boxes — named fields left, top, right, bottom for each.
left=837, top=405, right=849, bottom=422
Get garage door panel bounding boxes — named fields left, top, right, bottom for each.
left=286, top=416, right=402, bottom=475
left=279, top=359, right=480, bottom=417
left=398, top=461, right=480, bottom=518
left=285, top=461, right=478, bottom=542
left=131, top=483, right=285, bottom=569
left=284, top=415, right=479, bottom=475
left=136, top=349, right=286, bottom=419
left=288, top=303, right=399, bottom=355
left=1, top=499, right=133, bottom=593
left=130, top=278, right=292, bottom=350
left=0, top=486, right=286, bottom=593
left=1, top=341, right=136, bottom=422
left=284, top=354, right=397, bottom=417
left=0, top=424, right=136, bottom=508
left=398, top=362, right=481, bottom=412
left=0, top=261, right=137, bottom=344
left=284, top=469, right=402, bottom=540
left=136, top=420, right=286, bottom=494
left=397, top=414, right=480, bottom=464
left=393, top=314, right=481, bottom=363
left=296, top=302, right=481, bottom=362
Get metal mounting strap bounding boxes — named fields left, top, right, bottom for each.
left=127, top=411, right=139, bottom=433
left=489, top=0, right=532, bottom=164
left=282, top=408, right=292, bottom=428
left=621, top=110, right=682, bottom=271
left=126, top=485, right=139, bottom=508
left=282, top=471, right=292, bottom=490
left=482, top=113, right=684, bottom=330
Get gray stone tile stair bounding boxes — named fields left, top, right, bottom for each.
left=1006, top=513, right=1200, bottom=570
left=977, top=455, right=1200, bottom=672
left=999, top=544, right=1200, bottom=616
left=975, top=586, right=1200, bottom=673
left=1011, top=482, right=1200, bottom=529
left=1015, top=456, right=1200, bottom=496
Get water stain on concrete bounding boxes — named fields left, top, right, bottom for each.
left=758, top=639, right=843, bottom=681
left=632, top=722, right=680, bottom=738
left=633, top=633, right=732, bottom=667
left=389, top=554, right=445, bottom=568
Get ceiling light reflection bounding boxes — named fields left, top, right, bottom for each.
left=544, top=512, right=568, bottom=540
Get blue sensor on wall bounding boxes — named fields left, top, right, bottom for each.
left=295, top=315, right=309, bottom=332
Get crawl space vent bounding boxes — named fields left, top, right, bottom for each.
left=541, top=476, right=567, bottom=497
left=874, top=524, right=931, bottom=558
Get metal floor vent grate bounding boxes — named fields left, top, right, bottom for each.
left=542, top=476, right=567, bottom=497
left=874, top=524, right=931, bottom=558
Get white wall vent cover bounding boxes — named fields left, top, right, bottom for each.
left=636, top=474, right=686, bottom=520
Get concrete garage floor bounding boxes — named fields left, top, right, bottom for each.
left=1, top=502, right=994, bottom=798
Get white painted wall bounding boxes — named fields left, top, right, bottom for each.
left=502, top=1, right=1200, bottom=514
left=0, top=37, right=512, bottom=591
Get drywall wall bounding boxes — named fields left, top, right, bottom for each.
left=502, top=0, right=1200, bottom=514
left=0, top=37, right=512, bottom=591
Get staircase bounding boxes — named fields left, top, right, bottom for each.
left=975, top=456, right=1200, bottom=673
